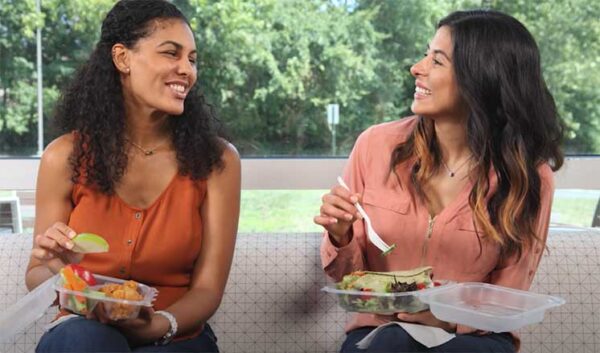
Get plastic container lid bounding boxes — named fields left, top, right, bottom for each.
left=419, top=282, right=565, bottom=332
left=0, top=274, right=57, bottom=343
left=54, top=274, right=157, bottom=320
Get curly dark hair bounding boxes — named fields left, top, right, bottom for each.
left=54, top=0, right=226, bottom=194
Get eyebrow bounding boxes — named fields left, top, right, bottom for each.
left=157, top=40, right=197, bottom=55
left=433, top=49, right=451, bottom=61
left=426, top=44, right=451, bottom=62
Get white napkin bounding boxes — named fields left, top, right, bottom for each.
left=356, top=321, right=455, bottom=349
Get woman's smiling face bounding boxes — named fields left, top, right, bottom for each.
left=121, top=18, right=198, bottom=116
left=410, top=26, right=466, bottom=120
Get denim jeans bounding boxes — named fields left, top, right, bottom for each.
left=36, top=317, right=219, bottom=353
left=341, top=326, right=515, bottom=353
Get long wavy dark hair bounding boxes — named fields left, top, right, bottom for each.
left=54, top=0, right=225, bottom=194
left=390, top=10, right=564, bottom=259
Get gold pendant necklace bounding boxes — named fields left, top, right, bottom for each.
left=440, top=155, right=472, bottom=177
left=125, top=138, right=167, bottom=156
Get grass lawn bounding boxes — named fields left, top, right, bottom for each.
left=239, top=189, right=600, bottom=232
left=10, top=189, right=600, bottom=234
left=239, top=190, right=324, bottom=233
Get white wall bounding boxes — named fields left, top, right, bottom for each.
left=0, top=157, right=598, bottom=190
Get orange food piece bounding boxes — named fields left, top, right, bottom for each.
left=99, top=280, right=143, bottom=319
left=62, top=266, right=88, bottom=291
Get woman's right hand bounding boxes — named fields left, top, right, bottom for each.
left=313, top=185, right=362, bottom=247
left=31, top=222, right=83, bottom=274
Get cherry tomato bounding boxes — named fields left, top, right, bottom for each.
left=67, top=264, right=97, bottom=285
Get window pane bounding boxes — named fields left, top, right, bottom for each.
left=0, top=1, right=39, bottom=155
left=0, top=1, right=598, bottom=156
left=552, top=189, right=600, bottom=228
left=5, top=188, right=598, bottom=234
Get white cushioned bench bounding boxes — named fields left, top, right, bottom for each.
left=1, top=228, right=599, bottom=352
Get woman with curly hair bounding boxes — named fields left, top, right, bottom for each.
left=25, top=0, right=240, bottom=352
left=315, top=9, right=563, bottom=353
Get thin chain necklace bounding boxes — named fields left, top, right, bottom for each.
left=125, top=138, right=168, bottom=156
left=440, top=155, right=472, bottom=178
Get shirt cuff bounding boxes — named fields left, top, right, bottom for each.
left=320, top=231, right=361, bottom=279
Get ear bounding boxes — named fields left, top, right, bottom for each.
left=112, top=43, right=130, bottom=74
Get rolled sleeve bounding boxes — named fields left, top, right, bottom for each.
left=321, top=230, right=366, bottom=281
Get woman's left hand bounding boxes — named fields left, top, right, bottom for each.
left=87, top=305, right=159, bottom=346
left=111, top=306, right=159, bottom=346
left=396, top=310, right=457, bottom=333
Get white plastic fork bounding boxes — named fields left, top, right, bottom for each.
left=337, top=177, right=396, bottom=256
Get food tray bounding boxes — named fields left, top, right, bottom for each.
left=55, top=274, right=157, bottom=320
left=322, top=283, right=450, bottom=314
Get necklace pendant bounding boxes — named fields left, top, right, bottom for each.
left=449, top=172, right=455, bottom=177
left=144, top=150, right=153, bottom=156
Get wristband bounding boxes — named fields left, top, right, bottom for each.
left=154, top=310, right=178, bottom=346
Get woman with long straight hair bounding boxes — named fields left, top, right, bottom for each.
left=315, top=9, right=563, bottom=353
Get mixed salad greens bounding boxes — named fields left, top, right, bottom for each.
left=335, top=266, right=440, bottom=314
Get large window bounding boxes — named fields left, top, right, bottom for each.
left=1, top=1, right=599, bottom=232
left=0, top=0, right=598, bottom=156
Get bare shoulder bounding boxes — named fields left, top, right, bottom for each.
left=205, top=139, right=240, bottom=193
left=39, top=134, right=75, bottom=181
left=537, top=162, right=555, bottom=198
left=218, top=138, right=240, bottom=170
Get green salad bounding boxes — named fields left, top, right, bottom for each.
left=335, top=266, right=436, bottom=314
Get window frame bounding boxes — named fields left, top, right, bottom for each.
left=0, top=156, right=598, bottom=190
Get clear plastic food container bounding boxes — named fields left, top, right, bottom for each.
left=322, top=283, right=450, bottom=314
left=419, top=282, right=565, bottom=332
left=55, top=274, right=157, bottom=320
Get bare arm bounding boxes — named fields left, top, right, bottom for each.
left=25, top=134, right=79, bottom=291
left=172, top=142, right=241, bottom=333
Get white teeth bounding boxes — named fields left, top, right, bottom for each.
left=416, top=86, right=432, bottom=95
left=169, top=84, right=185, bottom=93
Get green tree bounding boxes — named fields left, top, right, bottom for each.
left=490, top=0, right=600, bottom=153
left=0, top=0, right=598, bottom=155
left=188, top=0, right=386, bottom=155
left=0, top=0, right=113, bottom=154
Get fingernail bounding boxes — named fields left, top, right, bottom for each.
left=345, top=214, right=353, bottom=220
left=66, top=241, right=74, bottom=249
left=69, top=231, right=77, bottom=239
left=45, top=253, right=54, bottom=259
left=356, top=213, right=363, bottom=219
left=331, top=218, right=338, bottom=224
left=350, top=196, right=358, bottom=203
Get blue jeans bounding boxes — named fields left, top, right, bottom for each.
left=341, top=326, right=515, bottom=353
left=36, top=317, right=219, bottom=353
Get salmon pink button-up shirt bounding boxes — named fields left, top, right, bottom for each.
left=321, top=116, right=554, bottom=350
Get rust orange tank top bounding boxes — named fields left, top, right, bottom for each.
left=68, top=173, right=206, bottom=312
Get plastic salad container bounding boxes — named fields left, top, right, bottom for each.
left=322, top=283, right=451, bottom=314
left=419, top=282, right=565, bottom=332
left=55, top=274, right=157, bottom=320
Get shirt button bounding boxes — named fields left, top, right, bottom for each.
left=134, top=212, right=142, bottom=219
left=127, top=239, right=132, bottom=245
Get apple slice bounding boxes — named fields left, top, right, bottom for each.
left=72, top=233, right=109, bottom=253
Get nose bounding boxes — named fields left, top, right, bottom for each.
left=410, top=56, right=427, bottom=78
left=177, top=57, right=197, bottom=79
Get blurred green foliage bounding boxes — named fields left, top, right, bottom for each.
left=1, top=0, right=598, bottom=155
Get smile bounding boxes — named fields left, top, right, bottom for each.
left=415, top=86, right=432, bottom=95
left=168, top=84, right=186, bottom=93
